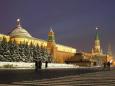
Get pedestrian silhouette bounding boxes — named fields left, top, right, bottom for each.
left=38, top=60, right=42, bottom=69
left=35, top=60, right=38, bottom=71
left=45, top=61, right=48, bottom=68
left=103, top=63, right=106, bottom=69
left=107, top=62, right=110, bottom=70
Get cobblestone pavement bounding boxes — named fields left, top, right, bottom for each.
left=0, top=69, right=115, bottom=86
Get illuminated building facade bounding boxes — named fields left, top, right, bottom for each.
left=0, top=19, right=76, bottom=63
left=66, top=27, right=115, bottom=66
left=83, top=27, right=114, bottom=66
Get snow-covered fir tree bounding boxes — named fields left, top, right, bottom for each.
left=0, top=37, right=51, bottom=62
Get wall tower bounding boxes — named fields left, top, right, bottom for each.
left=47, top=28, right=57, bottom=62
left=92, top=27, right=102, bottom=54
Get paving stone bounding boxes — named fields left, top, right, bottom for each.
left=2, top=69, right=115, bottom=86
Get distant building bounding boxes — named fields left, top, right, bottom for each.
left=83, top=27, right=114, bottom=66
left=0, top=19, right=76, bottom=63
left=65, top=27, right=115, bottom=66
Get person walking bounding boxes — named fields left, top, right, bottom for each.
left=45, top=61, right=48, bottom=68
left=107, top=62, right=111, bottom=70
left=35, top=60, right=38, bottom=71
left=103, top=62, right=106, bottom=70
left=38, top=60, right=42, bottom=69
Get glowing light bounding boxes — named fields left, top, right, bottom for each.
left=110, top=60, right=113, bottom=63
left=17, top=19, right=20, bottom=22
left=96, top=27, right=99, bottom=30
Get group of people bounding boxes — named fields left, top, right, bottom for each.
left=35, top=60, right=48, bottom=71
left=103, top=61, right=111, bottom=70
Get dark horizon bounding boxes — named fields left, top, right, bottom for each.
left=0, top=0, right=115, bottom=57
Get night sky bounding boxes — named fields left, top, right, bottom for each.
left=0, top=0, right=115, bottom=57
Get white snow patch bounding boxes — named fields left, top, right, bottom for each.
left=0, top=62, right=79, bottom=69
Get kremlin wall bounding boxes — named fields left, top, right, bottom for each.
left=0, top=19, right=76, bottom=63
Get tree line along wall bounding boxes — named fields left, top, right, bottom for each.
left=0, top=37, right=50, bottom=62
left=0, top=34, right=77, bottom=63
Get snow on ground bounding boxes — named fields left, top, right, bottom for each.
left=0, top=62, right=79, bottom=69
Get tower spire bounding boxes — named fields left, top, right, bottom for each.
left=16, top=18, right=21, bottom=28
left=50, top=27, right=53, bottom=32
left=96, top=27, right=99, bottom=40
left=94, top=27, right=101, bottom=54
